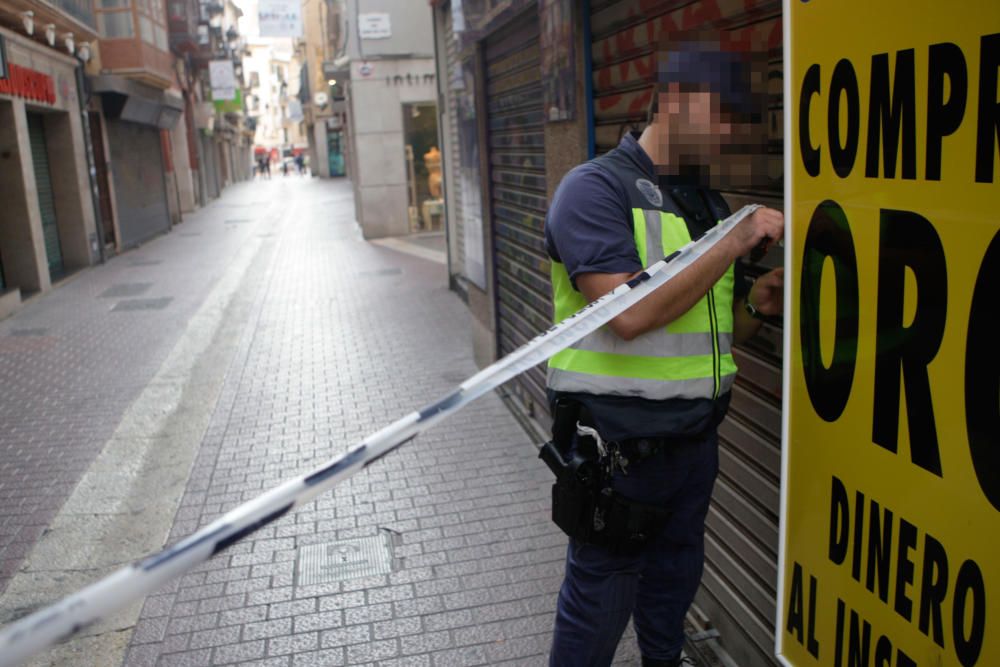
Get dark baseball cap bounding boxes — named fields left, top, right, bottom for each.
left=656, top=44, right=765, bottom=120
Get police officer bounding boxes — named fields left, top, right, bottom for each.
left=544, top=38, right=785, bottom=667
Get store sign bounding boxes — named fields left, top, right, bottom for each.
left=358, top=13, right=391, bottom=39
left=779, top=2, right=999, bottom=667
left=0, top=63, right=56, bottom=105
left=209, top=60, right=236, bottom=101
left=212, top=88, right=243, bottom=114
left=258, top=0, right=302, bottom=38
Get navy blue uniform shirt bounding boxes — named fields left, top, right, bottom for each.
left=544, top=132, right=748, bottom=441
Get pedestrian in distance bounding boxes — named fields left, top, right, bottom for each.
left=543, top=32, right=784, bottom=667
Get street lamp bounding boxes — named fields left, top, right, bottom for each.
left=63, top=33, right=74, bottom=55
left=76, top=42, right=91, bottom=62
left=44, top=24, right=55, bottom=47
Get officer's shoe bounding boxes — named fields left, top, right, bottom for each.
left=641, top=655, right=696, bottom=667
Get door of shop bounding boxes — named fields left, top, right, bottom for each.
left=485, top=10, right=550, bottom=420
left=106, top=119, right=170, bottom=248
left=88, top=112, right=116, bottom=247
left=27, top=113, right=64, bottom=280
left=588, top=2, right=783, bottom=664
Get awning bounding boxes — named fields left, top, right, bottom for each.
left=89, top=75, right=184, bottom=130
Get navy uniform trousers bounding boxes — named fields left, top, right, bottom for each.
left=549, top=430, right=720, bottom=666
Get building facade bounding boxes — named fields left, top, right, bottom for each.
left=299, top=0, right=440, bottom=238
left=243, top=36, right=306, bottom=161
left=0, top=3, right=102, bottom=317
left=431, top=1, right=784, bottom=665
left=297, top=0, right=346, bottom=179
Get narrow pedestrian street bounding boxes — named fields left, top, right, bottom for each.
left=0, top=177, right=646, bottom=666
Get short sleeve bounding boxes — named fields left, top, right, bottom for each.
left=544, top=164, right=641, bottom=289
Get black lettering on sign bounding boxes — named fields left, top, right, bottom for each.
left=975, top=32, right=1000, bottom=184
left=801, top=201, right=860, bottom=422
left=800, top=63, right=822, bottom=177
left=786, top=564, right=821, bottom=657
left=829, top=476, right=850, bottom=565
left=966, top=229, right=1000, bottom=511
left=866, top=50, right=917, bottom=179
left=807, top=573, right=820, bottom=658
left=829, top=59, right=861, bottom=178
left=897, top=648, right=918, bottom=667
left=918, top=533, right=948, bottom=648
left=953, top=560, right=986, bottom=666
left=852, top=490, right=864, bottom=582
left=872, top=209, right=947, bottom=476
left=865, top=498, right=893, bottom=604
left=894, top=517, right=918, bottom=622
left=834, top=598, right=846, bottom=667
left=787, top=562, right=806, bottom=645
left=874, top=635, right=893, bottom=667
left=926, top=42, right=968, bottom=181
left=848, top=606, right=873, bottom=667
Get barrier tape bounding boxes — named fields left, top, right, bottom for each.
left=0, top=204, right=761, bottom=667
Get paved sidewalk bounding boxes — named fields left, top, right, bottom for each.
left=0, top=177, right=648, bottom=666
left=0, top=179, right=288, bottom=594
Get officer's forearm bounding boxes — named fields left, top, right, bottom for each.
left=577, top=235, right=742, bottom=341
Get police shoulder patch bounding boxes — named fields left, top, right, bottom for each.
left=635, top=178, right=663, bottom=208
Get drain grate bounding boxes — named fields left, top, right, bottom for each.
left=360, top=268, right=403, bottom=277
left=8, top=328, right=48, bottom=337
left=225, top=219, right=253, bottom=224
left=295, top=534, right=395, bottom=587
left=127, top=259, right=162, bottom=267
left=112, top=297, right=173, bottom=312
left=179, top=232, right=201, bottom=237
left=99, top=282, right=153, bottom=298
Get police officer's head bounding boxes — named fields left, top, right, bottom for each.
left=644, top=32, right=767, bottom=188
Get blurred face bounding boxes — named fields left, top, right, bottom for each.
left=653, top=86, right=764, bottom=188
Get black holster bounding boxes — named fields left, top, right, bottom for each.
left=539, top=399, right=671, bottom=553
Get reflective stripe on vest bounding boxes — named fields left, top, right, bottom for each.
left=547, top=207, right=737, bottom=401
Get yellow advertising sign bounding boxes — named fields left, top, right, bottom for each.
left=779, top=2, right=999, bottom=666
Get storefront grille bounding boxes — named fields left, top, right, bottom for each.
left=485, top=10, right=550, bottom=420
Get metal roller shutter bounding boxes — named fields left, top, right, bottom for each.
left=107, top=119, right=170, bottom=248
left=485, top=11, right=550, bottom=419
left=27, top=114, right=64, bottom=280
left=588, top=2, right=784, bottom=665
left=443, top=2, right=466, bottom=280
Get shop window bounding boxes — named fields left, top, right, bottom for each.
left=155, top=25, right=167, bottom=50
left=98, top=0, right=130, bottom=8
left=402, top=103, right=443, bottom=232
left=98, top=11, right=134, bottom=38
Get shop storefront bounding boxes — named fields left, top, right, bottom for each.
left=90, top=74, right=183, bottom=249
left=0, top=26, right=101, bottom=314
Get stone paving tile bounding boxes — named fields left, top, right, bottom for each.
left=95, top=178, right=654, bottom=666
left=0, top=180, right=286, bottom=594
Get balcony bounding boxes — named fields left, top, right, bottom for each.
left=0, top=0, right=99, bottom=44
left=167, top=0, right=201, bottom=53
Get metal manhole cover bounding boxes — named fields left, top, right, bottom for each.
left=295, top=534, right=395, bottom=587
left=99, top=282, right=152, bottom=298
left=111, top=297, right=173, bottom=312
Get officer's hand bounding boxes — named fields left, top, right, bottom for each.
left=750, top=267, right=784, bottom=317
left=733, top=207, right=784, bottom=258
